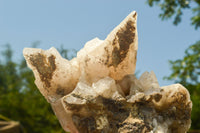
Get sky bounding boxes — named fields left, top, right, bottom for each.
left=0, top=0, right=200, bottom=86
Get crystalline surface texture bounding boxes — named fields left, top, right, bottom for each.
left=23, top=11, right=192, bottom=133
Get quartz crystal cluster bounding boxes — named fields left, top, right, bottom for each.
left=23, top=11, right=192, bottom=133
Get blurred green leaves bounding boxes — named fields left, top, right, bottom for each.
left=147, top=0, right=200, bottom=29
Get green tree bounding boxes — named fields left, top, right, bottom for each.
left=147, top=0, right=200, bottom=29
left=165, top=41, right=200, bottom=129
left=0, top=44, right=67, bottom=133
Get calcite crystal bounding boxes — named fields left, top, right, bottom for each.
left=23, top=11, right=192, bottom=133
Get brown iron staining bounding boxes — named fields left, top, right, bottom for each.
left=29, top=53, right=56, bottom=88
left=153, top=93, right=162, bottom=102
left=56, top=87, right=65, bottom=96
left=104, top=47, right=110, bottom=66
left=111, top=20, right=136, bottom=67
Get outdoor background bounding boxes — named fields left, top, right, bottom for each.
left=0, top=0, right=199, bottom=132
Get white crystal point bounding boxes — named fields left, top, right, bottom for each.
left=77, top=11, right=138, bottom=83
left=117, top=74, right=144, bottom=96
left=23, top=47, right=80, bottom=102
left=139, top=71, right=160, bottom=91
left=92, top=77, right=125, bottom=100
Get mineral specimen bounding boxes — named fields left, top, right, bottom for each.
left=23, top=11, right=192, bottom=133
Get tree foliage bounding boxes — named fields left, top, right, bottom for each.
left=147, top=0, right=200, bottom=29
left=165, top=41, right=200, bottom=129
left=0, top=44, right=72, bottom=133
